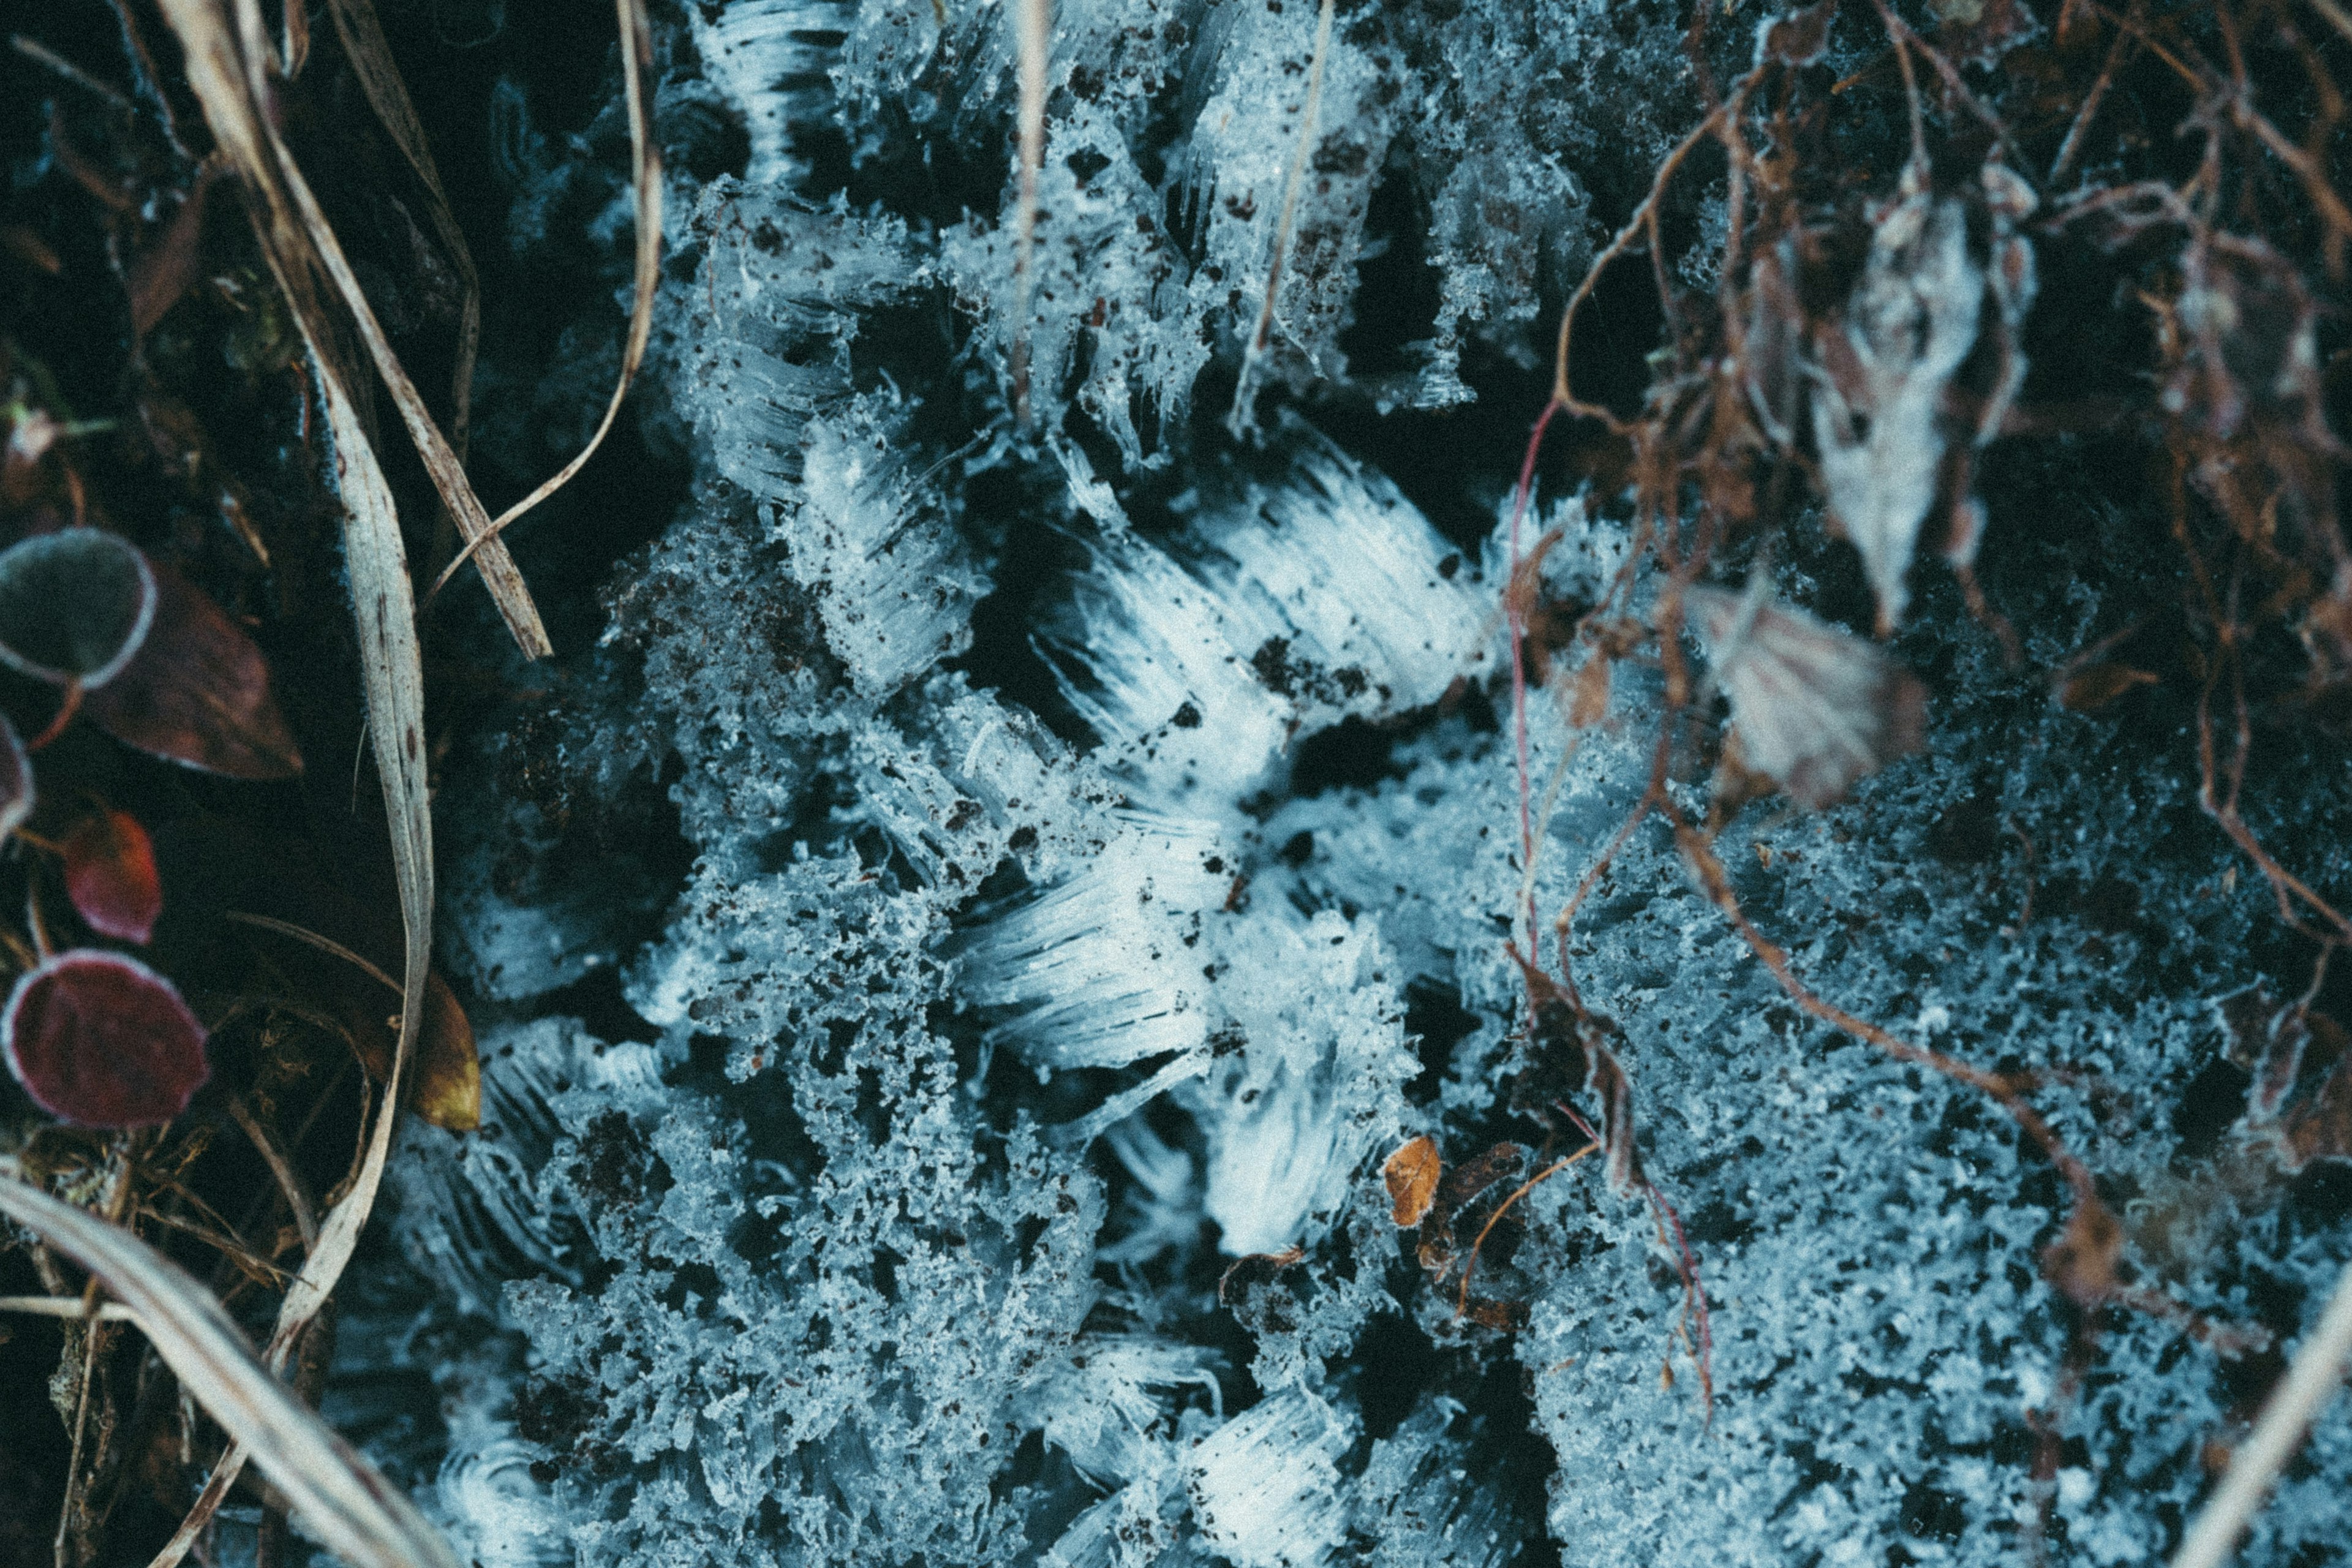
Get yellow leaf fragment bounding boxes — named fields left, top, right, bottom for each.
left=1383, top=1134, right=1441, bottom=1227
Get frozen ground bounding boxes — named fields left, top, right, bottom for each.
left=334, top=2, right=2352, bottom=1565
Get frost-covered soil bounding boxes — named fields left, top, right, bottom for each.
left=337, top=2, right=2352, bottom=1565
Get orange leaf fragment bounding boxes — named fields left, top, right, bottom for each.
left=1383, top=1134, right=1441, bottom=1227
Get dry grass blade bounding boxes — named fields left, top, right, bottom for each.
left=322, top=0, right=478, bottom=456
left=143, top=4, right=438, bottom=1559
left=2171, top=1257, right=2352, bottom=1568
left=431, top=0, right=662, bottom=600
left=0, top=1174, right=459, bottom=1568
left=159, top=0, right=549, bottom=657
left=0, top=1294, right=140, bottom=1323
left=1225, top=0, right=1333, bottom=437
left=1008, top=0, right=1048, bottom=426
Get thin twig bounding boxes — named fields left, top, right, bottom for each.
left=1455, top=1145, right=1596, bottom=1321
left=2171, top=1258, right=2352, bottom=1568
left=428, top=0, right=662, bottom=599
left=1009, top=0, right=1049, bottom=426
left=1226, top=0, right=1335, bottom=436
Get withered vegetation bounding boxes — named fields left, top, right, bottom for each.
left=1415, top=0, right=2352, bottom=1548
left=0, top=1, right=652, bottom=1564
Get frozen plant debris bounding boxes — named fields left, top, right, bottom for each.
left=1684, top=583, right=1927, bottom=809
left=1808, top=173, right=1983, bottom=633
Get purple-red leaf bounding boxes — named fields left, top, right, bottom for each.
left=85, top=560, right=302, bottom=780
left=4, top=950, right=208, bottom=1127
left=0, top=530, right=156, bottom=688
left=62, top=810, right=163, bottom=944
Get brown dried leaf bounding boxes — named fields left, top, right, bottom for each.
left=1518, top=1000, right=1644, bottom=1195
left=1686, top=585, right=1928, bottom=809
left=2060, top=662, right=2158, bottom=712
left=1569, top=654, right=1611, bottom=728
left=127, top=159, right=225, bottom=337
left=1811, top=179, right=1983, bottom=632
left=1417, top=1142, right=1527, bottom=1279
left=1217, top=1243, right=1305, bottom=1305
left=1934, top=0, right=2040, bottom=69
left=2041, top=1194, right=2122, bottom=1308
left=1759, top=0, right=1836, bottom=66
left=1383, top=1135, right=1440, bottom=1227
left=86, top=559, right=302, bottom=779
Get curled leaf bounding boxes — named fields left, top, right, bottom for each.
left=0, top=710, right=31, bottom=841
left=2060, top=662, right=2158, bottom=712
left=62, top=809, right=163, bottom=944
left=1810, top=181, right=1981, bottom=633
left=0, top=530, right=157, bottom=688
left=409, top=972, right=479, bottom=1132
left=4, top=949, right=208, bottom=1127
left=85, top=559, right=302, bottom=779
left=1383, top=1134, right=1441, bottom=1227
left=1686, top=585, right=1927, bottom=810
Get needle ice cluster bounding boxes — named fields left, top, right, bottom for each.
left=345, top=3, right=2352, bottom=1567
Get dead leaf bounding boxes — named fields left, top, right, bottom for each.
left=85, top=559, right=301, bottom=779
left=408, top=973, right=479, bottom=1132
left=2060, top=662, right=2158, bottom=712
left=1811, top=174, right=1983, bottom=633
left=2041, top=1194, right=2122, bottom=1308
left=1569, top=654, right=1611, bottom=728
left=1936, top=0, right=2040, bottom=69
left=1417, top=1141, right=1528, bottom=1280
left=1383, top=1135, right=1440, bottom=1227
left=1686, top=584, right=1928, bottom=809
left=1520, top=1000, right=1644, bottom=1196
left=1760, top=0, right=1836, bottom=66
left=127, top=158, right=225, bottom=337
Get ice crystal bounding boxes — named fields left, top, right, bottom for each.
left=347, top=4, right=2352, bottom=1567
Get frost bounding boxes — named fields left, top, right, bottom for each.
left=344, top=4, right=2352, bottom=1567
left=1185, top=1389, right=1353, bottom=1568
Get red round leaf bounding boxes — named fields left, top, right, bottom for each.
left=62, top=810, right=162, bottom=944
left=4, top=951, right=208, bottom=1127
left=84, top=560, right=302, bottom=780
